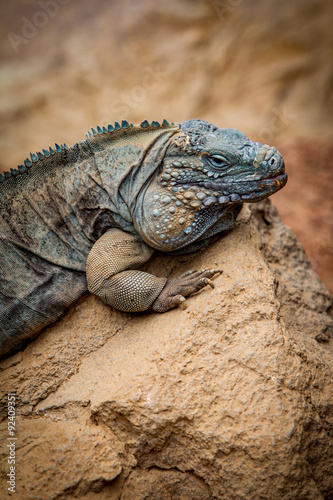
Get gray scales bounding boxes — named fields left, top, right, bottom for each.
left=0, top=119, right=287, bottom=359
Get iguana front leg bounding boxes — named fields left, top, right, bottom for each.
left=86, top=228, right=221, bottom=313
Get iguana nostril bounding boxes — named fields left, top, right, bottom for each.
left=268, top=153, right=283, bottom=168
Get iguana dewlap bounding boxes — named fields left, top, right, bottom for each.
left=0, top=119, right=287, bottom=359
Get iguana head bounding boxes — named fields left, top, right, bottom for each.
left=135, top=119, right=287, bottom=251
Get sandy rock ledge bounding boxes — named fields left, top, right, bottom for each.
left=1, top=201, right=332, bottom=499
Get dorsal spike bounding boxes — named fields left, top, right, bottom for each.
left=5, top=120, right=180, bottom=186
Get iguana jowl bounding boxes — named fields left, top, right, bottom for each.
left=0, top=119, right=287, bottom=359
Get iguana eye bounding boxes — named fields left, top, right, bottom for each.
left=208, top=154, right=228, bottom=168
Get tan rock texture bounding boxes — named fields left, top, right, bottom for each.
left=1, top=201, right=332, bottom=499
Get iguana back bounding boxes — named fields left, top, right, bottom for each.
left=0, top=120, right=179, bottom=356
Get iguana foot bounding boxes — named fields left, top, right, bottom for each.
left=151, top=269, right=222, bottom=313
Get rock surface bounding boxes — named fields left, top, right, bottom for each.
left=1, top=201, right=333, bottom=500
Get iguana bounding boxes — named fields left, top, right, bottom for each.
left=0, top=119, right=287, bottom=359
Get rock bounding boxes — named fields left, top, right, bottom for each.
left=121, top=468, right=210, bottom=500
left=1, top=201, right=332, bottom=499
left=270, top=139, right=333, bottom=295
left=251, top=200, right=333, bottom=347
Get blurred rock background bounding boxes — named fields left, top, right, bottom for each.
left=0, top=0, right=332, bottom=291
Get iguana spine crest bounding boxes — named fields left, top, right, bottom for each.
left=0, top=119, right=173, bottom=182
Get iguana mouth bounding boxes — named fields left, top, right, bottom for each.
left=266, top=170, right=284, bottom=177
left=264, top=170, right=286, bottom=178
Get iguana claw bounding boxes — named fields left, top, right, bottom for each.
left=151, top=268, right=222, bottom=313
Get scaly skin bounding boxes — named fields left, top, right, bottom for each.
left=0, top=119, right=287, bottom=359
